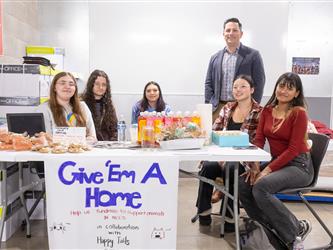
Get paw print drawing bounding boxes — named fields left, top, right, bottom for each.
left=49, top=222, right=71, bottom=233
left=151, top=228, right=165, bottom=239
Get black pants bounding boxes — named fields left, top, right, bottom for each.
left=30, top=161, right=45, bottom=179
left=196, top=161, right=244, bottom=217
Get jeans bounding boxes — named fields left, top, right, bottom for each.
left=239, top=153, right=314, bottom=244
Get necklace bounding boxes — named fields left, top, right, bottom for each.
left=271, top=106, right=287, bottom=133
left=235, top=105, right=251, bottom=122
left=271, top=116, right=284, bottom=133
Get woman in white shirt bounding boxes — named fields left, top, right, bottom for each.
left=37, top=71, right=96, bottom=141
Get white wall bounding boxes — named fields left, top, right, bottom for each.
left=38, top=1, right=89, bottom=79
left=89, top=2, right=288, bottom=96
left=287, top=3, right=333, bottom=98
left=286, top=3, right=333, bottom=126
left=40, top=2, right=289, bottom=124
left=2, top=2, right=333, bottom=126
left=0, top=1, right=40, bottom=63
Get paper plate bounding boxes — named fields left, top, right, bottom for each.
left=159, top=138, right=205, bottom=150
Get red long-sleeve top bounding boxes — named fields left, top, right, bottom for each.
left=254, top=106, right=309, bottom=172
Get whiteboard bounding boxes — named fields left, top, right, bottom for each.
left=287, top=2, right=333, bottom=98
left=89, top=2, right=289, bottom=96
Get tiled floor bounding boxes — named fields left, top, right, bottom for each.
left=2, top=176, right=333, bottom=249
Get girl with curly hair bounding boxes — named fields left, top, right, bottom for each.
left=82, top=70, right=118, bottom=141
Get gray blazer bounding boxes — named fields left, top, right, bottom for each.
left=204, top=43, right=265, bottom=111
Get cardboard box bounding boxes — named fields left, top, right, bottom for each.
left=212, top=130, right=249, bottom=147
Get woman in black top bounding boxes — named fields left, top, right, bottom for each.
left=82, top=70, right=118, bottom=141
left=196, top=75, right=262, bottom=230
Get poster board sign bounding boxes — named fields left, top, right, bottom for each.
left=44, top=156, right=179, bottom=249
left=292, top=57, right=320, bottom=75
left=53, top=127, right=86, bottom=145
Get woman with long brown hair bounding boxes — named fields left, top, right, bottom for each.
left=131, top=81, right=171, bottom=124
left=37, top=71, right=96, bottom=140
left=239, top=72, right=313, bottom=248
left=82, top=69, right=118, bottom=141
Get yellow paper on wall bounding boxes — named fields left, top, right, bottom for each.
left=26, top=46, right=55, bottom=55
left=40, top=97, right=49, bottom=104
left=39, top=65, right=61, bottom=76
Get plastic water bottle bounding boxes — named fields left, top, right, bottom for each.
left=293, top=237, right=304, bottom=250
left=117, top=114, right=126, bottom=142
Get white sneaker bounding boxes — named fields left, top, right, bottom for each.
left=293, top=236, right=304, bottom=250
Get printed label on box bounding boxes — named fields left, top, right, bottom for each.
left=53, top=127, right=86, bottom=145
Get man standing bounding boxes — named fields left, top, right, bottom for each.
left=205, top=18, right=265, bottom=121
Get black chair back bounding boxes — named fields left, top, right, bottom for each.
left=280, top=133, right=333, bottom=249
left=308, top=133, right=330, bottom=188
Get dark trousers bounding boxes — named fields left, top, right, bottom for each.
left=196, top=161, right=244, bottom=217
left=30, top=161, right=45, bottom=179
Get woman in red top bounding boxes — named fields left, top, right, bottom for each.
left=239, top=72, right=313, bottom=248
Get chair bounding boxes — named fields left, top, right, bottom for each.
left=281, top=133, right=333, bottom=250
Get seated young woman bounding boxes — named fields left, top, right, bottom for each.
left=82, top=69, right=118, bottom=141
left=196, top=74, right=262, bottom=229
left=131, top=81, right=171, bottom=124
left=37, top=71, right=96, bottom=141
left=239, top=72, right=313, bottom=249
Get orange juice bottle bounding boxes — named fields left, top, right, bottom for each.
left=137, top=112, right=147, bottom=144
left=191, top=111, right=201, bottom=127
left=154, top=112, right=163, bottom=137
